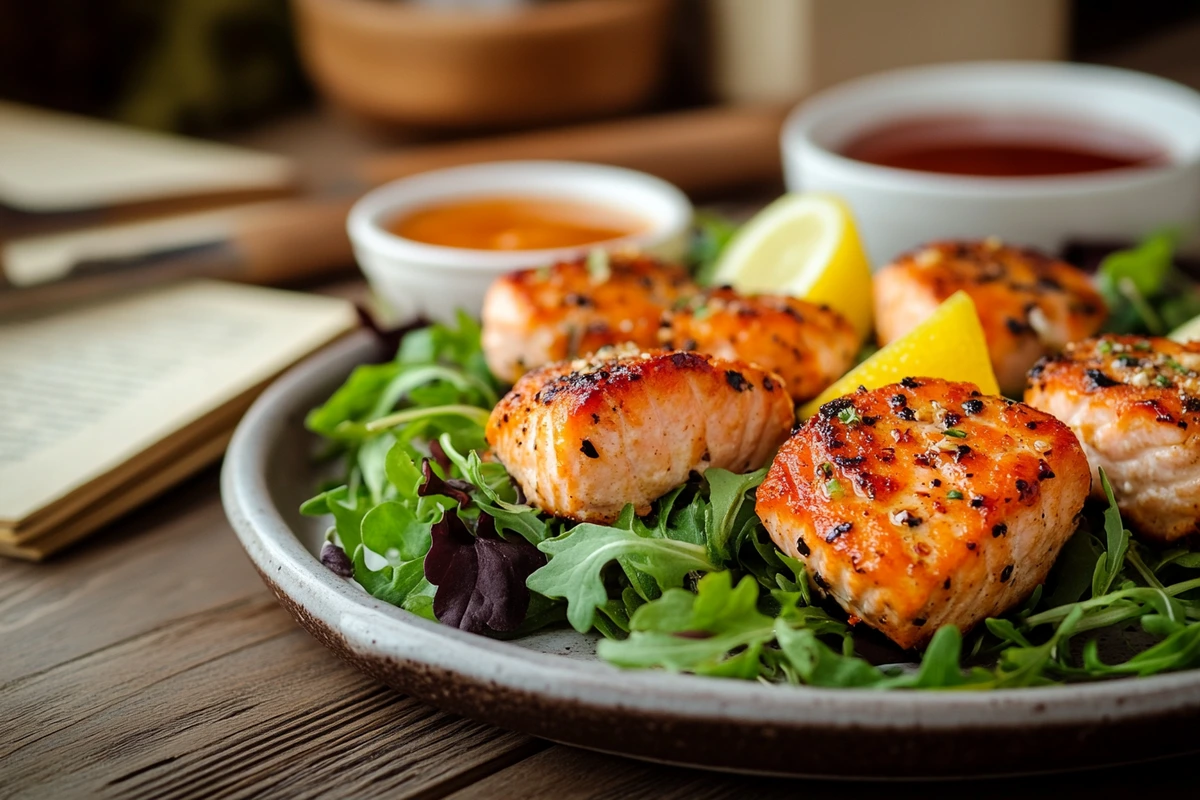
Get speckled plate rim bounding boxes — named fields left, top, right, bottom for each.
left=221, top=331, right=1200, bottom=778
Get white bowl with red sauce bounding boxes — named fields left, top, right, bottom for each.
left=782, top=62, right=1200, bottom=265
left=347, top=161, right=692, bottom=324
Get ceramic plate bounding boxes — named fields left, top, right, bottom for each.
left=222, top=331, right=1200, bottom=779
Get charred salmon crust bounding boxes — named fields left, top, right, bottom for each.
left=481, top=254, right=694, bottom=383
left=487, top=347, right=794, bottom=524
left=660, top=288, right=859, bottom=403
left=756, top=378, right=1090, bottom=650
left=1025, top=335, right=1200, bottom=543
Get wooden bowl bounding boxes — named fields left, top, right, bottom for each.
left=291, top=0, right=673, bottom=129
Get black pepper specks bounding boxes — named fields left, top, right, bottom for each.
left=825, top=522, right=853, bottom=543
left=889, top=394, right=908, bottom=409
left=796, top=537, right=810, bottom=557
left=725, top=370, right=750, bottom=391
left=901, top=377, right=922, bottom=389
left=962, top=398, right=984, bottom=415
left=819, top=397, right=856, bottom=419
left=1005, top=317, right=1032, bottom=336
left=580, top=439, right=599, bottom=459
left=1000, top=564, right=1014, bottom=582
left=763, top=376, right=776, bottom=392
left=1037, top=460, right=1055, bottom=480
left=1085, top=368, right=1121, bottom=390
left=992, top=523, right=1008, bottom=538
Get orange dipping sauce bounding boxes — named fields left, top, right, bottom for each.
left=389, top=196, right=647, bottom=251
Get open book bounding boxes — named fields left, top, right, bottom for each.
left=0, top=281, right=357, bottom=559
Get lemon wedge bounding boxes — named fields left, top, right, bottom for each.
left=712, top=193, right=873, bottom=340
left=1169, top=314, right=1200, bottom=342
left=798, top=290, right=1001, bottom=419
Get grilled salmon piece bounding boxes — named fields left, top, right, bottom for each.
left=481, top=254, right=694, bottom=383
left=873, top=240, right=1106, bottom=395
left=1025, top=335, right=1200, bottom=543
left=757, top=378, right=1090, bottom=650
left=487, top=347, right=794, bottom=523
left=659, top=288, right=859, bottom=403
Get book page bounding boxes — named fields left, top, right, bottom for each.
left=0, top=101, right=295, bottom=213
left=0, top=280, right=356, bottom=523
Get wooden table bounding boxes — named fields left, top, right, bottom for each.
left=2, top=464, right=1199, bottom=799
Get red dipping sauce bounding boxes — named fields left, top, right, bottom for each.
left=841, top=116, right=1167, bottom=178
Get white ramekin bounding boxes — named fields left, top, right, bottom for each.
left=782, top=62, right=1200, bottom=267
left=347, top=160, right=693, bottom=323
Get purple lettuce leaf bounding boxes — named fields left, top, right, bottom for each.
left=417, top=458, right=474, bottom=508
left=424, top=509, right=546, bottom=634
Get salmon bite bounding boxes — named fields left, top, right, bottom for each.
left=756, top=378, right=1090, bottom=650
left=486, top=347, right=794, bottom=523
left=1025, top=334, right=1200, bottom=543
left=481, top=256, right=859, bottom=402
left=481, top=254, right=694, bottom=384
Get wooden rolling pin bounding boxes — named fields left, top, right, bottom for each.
left=361, top=104, right=788, bottom=196
left=2, top=105, right=787, bottom=315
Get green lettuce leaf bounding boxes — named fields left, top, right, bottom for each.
left=528, top=523, right=718, bottom=632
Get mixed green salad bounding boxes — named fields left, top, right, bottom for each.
left=301, top=230, right=1200, bottom=689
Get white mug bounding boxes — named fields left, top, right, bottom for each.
left=782, top=62, right=1200, bottom=267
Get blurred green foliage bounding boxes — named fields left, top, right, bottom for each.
left=0, top=0, right=308, bottom=133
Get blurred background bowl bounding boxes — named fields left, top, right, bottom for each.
left=291, top=0, right=674, bottom=130
left=782, top=61, right=1200, bottom=265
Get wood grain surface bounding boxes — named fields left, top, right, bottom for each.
left=1, top=471, right=543, bottom=800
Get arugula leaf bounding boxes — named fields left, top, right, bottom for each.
left=993, top=606, right=1083, bottom=687
left=1097, top=231, right=1200, bottom=335
left=1042, top=525, right=1104, bottom=607
left=703, top=468, right=766, bottom=564
left=598, top=573, right=777, bottom=677
left=306, top=362, right=401, bottom=438
left=1098, top=231, right=1174, bottom=298
left=689, top=211, right=740, bottom=285
left=1093, top=468, right=1131, bottom=597
left=600, top=574, right=990, bottom=689
left=774, top=623, right=883, bottom=687
left=528, top=523, right=719, bottom=632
